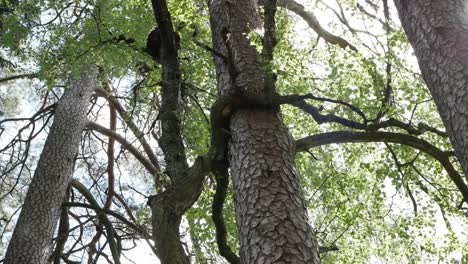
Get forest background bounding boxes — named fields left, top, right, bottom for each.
left=1, top=0, right=468, bottom=263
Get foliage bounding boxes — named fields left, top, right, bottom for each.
left=1, top=0, right=468, bottom=263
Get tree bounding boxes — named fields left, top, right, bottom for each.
left=4, top=66, right=97, bottom=263
left=1, top=0, right=468, bottom=263
left=393, top=0, right=468, bottom=184
left=208, top=0, right=321, bottom=262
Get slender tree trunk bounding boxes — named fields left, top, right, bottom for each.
left=148, top=0, right=189, bottom=263
left=148, top=1, right=209, bottom=263
left=4, top=66, right=97, bottom=264
left=394, top=0, right=468, bottom=180
left=208, top=0, right=320, bottom=263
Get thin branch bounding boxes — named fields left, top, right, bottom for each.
left=280, top=93, right=367, bottom=122
left=71, top=180, right=121, bottom=264
left=0, top=73, right=38, bottom=84
left=95, top=86, right=161, bottom=172
left=62, top=202, right=143, bottom=238
left=85, top=121, right=159, bottom=176
left=385, top=143, right=418, bottom=215
left=191, top=31, right=228, bottom=61
left=104, top=102, right=117, bottom=209
left=289, top=99, right=366, bottom=129
left=356, top=3, right=387, bottom=28
left=319, top=245, right=339, bottom=253
left=417, top=123, right=447, bottom=137
left=280, top=93, right=448, bottom=138
left=274, top=0, right=357, bottom=51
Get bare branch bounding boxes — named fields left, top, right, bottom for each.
left=85, top=121, right=159, bottom=175
left=104, top=101, right=117, bottom=209
left=0, top=73, right=38, bottom=84
left=95, top=86, right=161, bottom=172
left=274, top=0, right=357, bottom=51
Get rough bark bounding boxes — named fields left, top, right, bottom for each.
left=394, top=0, right=468, bottom=181
left=4, top=66, right=97, bottom=264
left=229, top=110, right=320, bottom=263
left=147, top=1, right=209, bottom=263
left=208, top=0, right=320, bottom=263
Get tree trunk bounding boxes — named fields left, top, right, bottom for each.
left=394, top=0, right=468, bottom=180
left=4, top=66, right=97, bottom=264
left=230, top=110, right=320, bottom=263
left=148, top=1, right=209, bottom=263
left=208, top=0, right=320, bottom=263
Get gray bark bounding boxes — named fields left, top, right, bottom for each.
left=208, top=0, right=320, bottom=262
left=394, top=0, right=468, bottom=180
left=4, top=66, right=97, bottom=264
left=229, top=110, right=320, bottom=263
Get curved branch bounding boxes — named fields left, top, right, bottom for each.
left=62, top=202, right=141, bottom=237
left=295, top=131, right=468, bottom=203
left=280, top=93, right=367, bottom=122
left=212, top=166, right=240, bottom=264
left=95, top=87, right=161, bottom=172
left=86, top=121, right=159, bottom=176
left=274, top=0, right=357, bottom=51
left=281, top=93, right=447, bottom=138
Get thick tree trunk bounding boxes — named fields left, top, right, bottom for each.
left=208, top=0, right=320, bottom=263
left=4, top=66, right=97, bottom=264
left=394, top=0, right=468, bottom=180
left=230, top=110, right=320, bottom=263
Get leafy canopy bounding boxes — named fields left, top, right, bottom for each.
left=1, top=0, right=467, bottom=263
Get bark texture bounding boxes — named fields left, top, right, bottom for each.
left=148, top=1, right=209, bottom=263
left=4, top=66, right=97, bottom=264
left=394, top=0, right=468, bottom=180
left=230, top=110, right=319, bottom=263
left=209, top=0, right=320, bottom=262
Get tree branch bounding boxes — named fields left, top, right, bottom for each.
left=280, top=92, right=367, bottom=122
left=71, top=179, right=121, bottom=264
left=104, top=101, right=117, bottom=209
left=262, top=0, right=278, bottom=96
left=273, top=0, right=357, bottom=51
left=290, top=99, right=366, bottom=129
left=319, top=245, right=339, bottom=253
left=211, top=165, right=240, bottom=264
left=0, top=73, right=38, bottom=84
left=95, top=86, right=161, bottom=172
left=295, top=131, right=468, bottom=203
left=280, top=93, right=448, bottom=138
left=85, top=121, right=159, bottom=176
left=51, top=188, right=71, bottom=264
